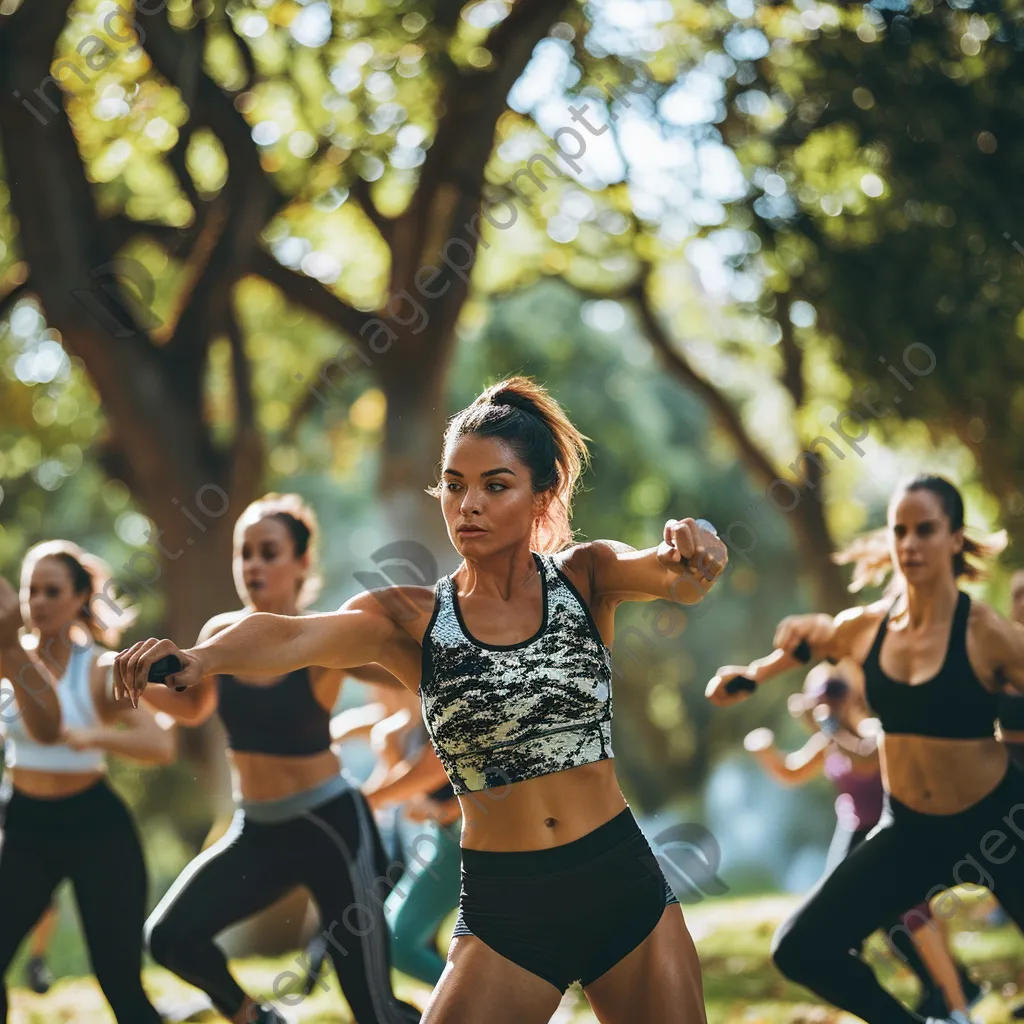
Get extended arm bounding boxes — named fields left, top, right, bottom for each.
left=65, top=656, right=176, bottom=764
left=586, top=519, right=728, bottom=606
left=0, top=578, right=61, bottom=742
left=115, top=597, right=406, bottom=707
left=364, top=740, right=451, bottom=811
left=744, top=728, right=829, bottom=786
left=0, top=643, right=62, bottom=744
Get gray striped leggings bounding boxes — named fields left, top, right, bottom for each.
left=145, top=786, right=421, bottom=1024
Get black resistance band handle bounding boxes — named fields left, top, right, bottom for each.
left=723, top=639, right=813, bottom=696
left=147, top=654, right=187, bottom=691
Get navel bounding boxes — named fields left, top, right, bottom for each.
left=544, top=817, right=557, bottom=828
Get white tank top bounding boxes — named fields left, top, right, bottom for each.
left=1, top=643, right=106, bottom=773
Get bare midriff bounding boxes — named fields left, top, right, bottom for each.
left=880, top=734, right=1009, bottom=814
left=10, top=768, right=105, bottom=799
left=456, top=758, right=627, bottom=851
left=229, top=748, right=343, bottom=803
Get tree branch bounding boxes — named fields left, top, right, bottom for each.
left=351, top=176, right=393, bottom=246
left=249, top=248, right=376, bottom=345
left=777, top=296, right=805, bottom=410
left=104, top=214, right=196, bottom=257
left=628, top=274, right=783, bottom=491
left=0, top=277, right=30, bottom=321
left=225, top=297, right=255, bottom=432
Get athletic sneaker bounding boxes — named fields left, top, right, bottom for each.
left=23, top=956, right=53, bottom=995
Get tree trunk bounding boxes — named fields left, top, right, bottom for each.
left=376, top=329, right=459, bottom=576
left=792, top=489, right=850, bottom=615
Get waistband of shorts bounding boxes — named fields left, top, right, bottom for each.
left=240, top=772, right=352, bottom=824
left=886, top=763, right=1024, bottom=826
left=460, top=806, right=641, bottom=876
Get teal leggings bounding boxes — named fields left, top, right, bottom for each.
left=385, top=819, right=462, bottom=985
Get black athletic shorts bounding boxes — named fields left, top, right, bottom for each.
left=452, top=806, right=679, bottom=992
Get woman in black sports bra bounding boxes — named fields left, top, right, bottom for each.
left=116, top=377, right=728, bottom=1024
left=135, top=493, right=420, bottom=1024
left=708, top=474, right=1024, bottom=1024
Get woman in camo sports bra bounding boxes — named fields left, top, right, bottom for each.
left=117, top=375, right=727, bottom=1024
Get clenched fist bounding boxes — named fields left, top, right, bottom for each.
left=657, top=518, right=728, bottom=583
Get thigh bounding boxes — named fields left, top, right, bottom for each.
left=146, top=813, right=294, bottom=944
left=421, top=934, right=564, bottom=1024
left=776, top=816, right=948, bottom=953
left=70, top=799, right=149, bottom=960
left=387, top=821, right=461, bottom=927
left=0, top=815, right=60, bottom=971
left=583, top=906, right=706, bottom=1024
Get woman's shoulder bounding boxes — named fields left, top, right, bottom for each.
left=198, top=609, right=250, bottom=643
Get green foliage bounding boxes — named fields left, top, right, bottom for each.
left=708, top=0, right=1024, bottom=543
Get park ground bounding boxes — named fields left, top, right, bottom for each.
left=8, top=890, right=1024, bottom=1023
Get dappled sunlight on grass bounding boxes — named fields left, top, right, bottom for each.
left=8, top=892, right=1024, bottom=1022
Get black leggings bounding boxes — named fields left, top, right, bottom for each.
left=826, top=823, right=940, bottom=997
left=0, top=779, right=160, bottom=1023
left=145, top=785, right=421, bottom=1024
left=773, top=766, right=1024, bottom=1023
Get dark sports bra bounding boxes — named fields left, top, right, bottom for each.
left=217, top=669, right=331, bottom=757
left=999, top=693, right=1024, bottom=733
left=863, top=591, right=998, bottom=740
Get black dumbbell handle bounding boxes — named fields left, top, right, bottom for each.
left=723, top=639, right=813, bottom=695
left=147, top=654, right=187, bottom=691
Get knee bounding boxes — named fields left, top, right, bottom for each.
left=770, top=914, right=816, bottom=983
left=145, top=912, right=187, bottom=971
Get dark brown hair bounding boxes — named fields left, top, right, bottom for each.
left=431, top=377, right=590, bottom=553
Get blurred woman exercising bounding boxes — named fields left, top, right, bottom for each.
left=138, top=493, right=420, bottom=1024
left=0, top=541, right=172, bottom=1022
left=709, top=474, right=1024, bottom=1024
left=745, top=659, right=979, bottom=1017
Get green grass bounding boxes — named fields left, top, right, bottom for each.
left=9, top=891, right=1024, bottom=1023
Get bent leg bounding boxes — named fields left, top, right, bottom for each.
left=70, top=792, right=161, bottom=1023
left=421, top=935, right=563, bottom=1024
left=385, top=819, right=461, bottom=986
left=299, top=790, right=422, bottom=1023
left=583, top=905, right=706, bottom=1024
left=771, top=819, right=947, bottom=1024
left=145, top=814, right=293, bottom=1019
left=0, top=811, right=60, bottom=1020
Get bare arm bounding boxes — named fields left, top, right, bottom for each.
left=583, top=518, right=728, bottom=607
left=365, top=738, right=451, bottom=811
left=744, top=728, right=829, bottom=786
left=0, top=578, right=61, bottom=742
left=706, top=605, right=883, bottom=707
left=115, top=594, right=408, bottom=707
left=136, top=614, right=233, bottom=725
left=0, top=644, right=62, bottom=744
left=344, top=664, right=407, bottom=689
left=330, top=703, right=389, bottom=744
left=66, top=656, right=177, bottom=765
left=66, top=706, right=177, bottom=765
left=972, top=602, right=1024, bottom=694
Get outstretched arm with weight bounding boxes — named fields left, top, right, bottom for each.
left=0, top=578, right=61, bottom=743
left=114, top=592, right=412, bottom=707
